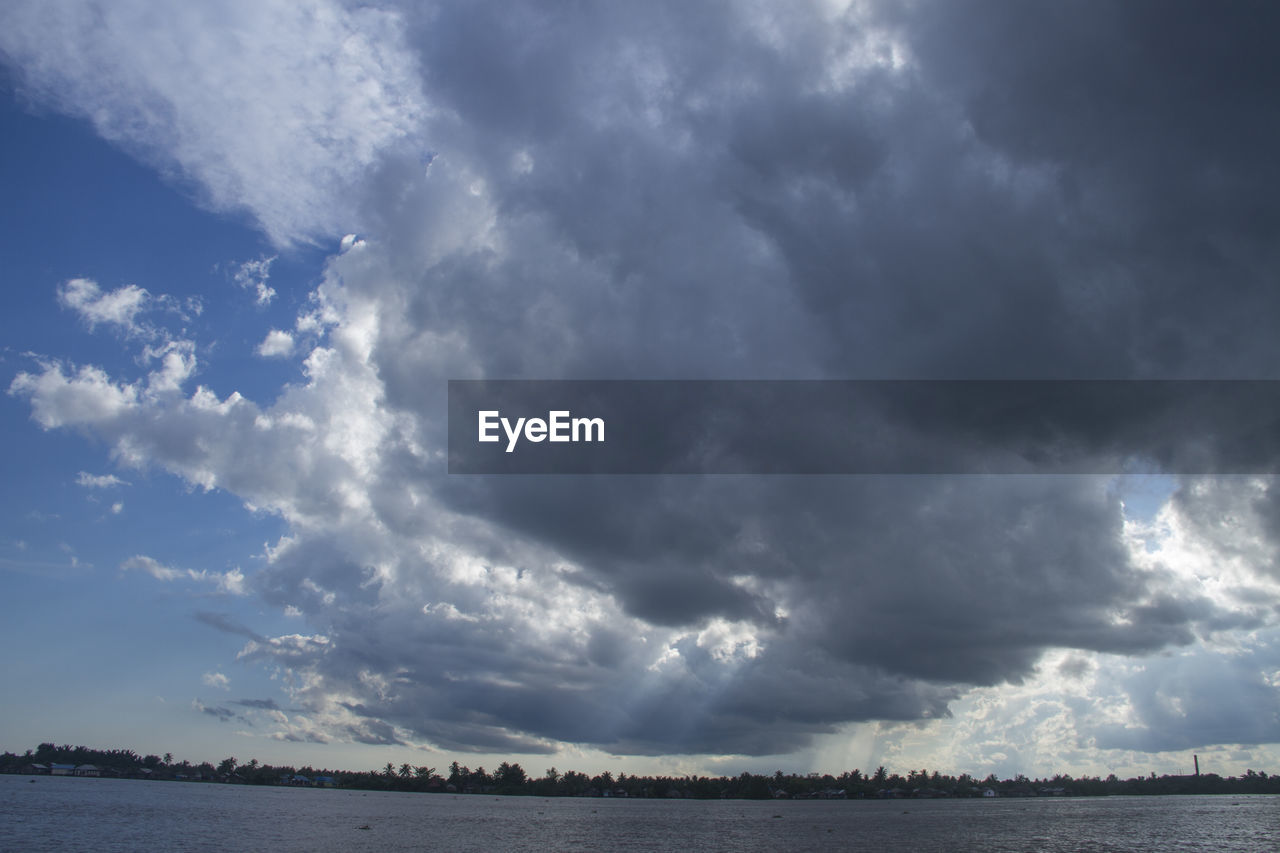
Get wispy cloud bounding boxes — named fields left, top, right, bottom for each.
left=192, top=698, right=237, bottom=723
left=121, top=555, right=246, bottom=596
left=233, top=256, right=277, bottom=306
left=0, top=0, right=428, bottom=245
left=232, top=698, right=282, bottom=711
left=76, top=471, right=129, bottom=489
left=194, top=611, right=265, bottom=643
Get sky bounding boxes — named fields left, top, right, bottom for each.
left=2, top=0, right=1280, bottom=781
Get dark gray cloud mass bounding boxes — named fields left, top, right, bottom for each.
left=227, top=0, right=1280, bottom=755
left=905, top=0, right=1280, bottom=378
left=360, top=0, right=1280, bottom=394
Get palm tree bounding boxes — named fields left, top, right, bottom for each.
left=383, top=762, right=395, bottom=778
left=399, top=763, right=413, bottom=779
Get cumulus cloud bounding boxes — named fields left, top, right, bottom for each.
left=10, top=363, right=139, bottom=429
left=53, top=277, right=197, bottom=340
left=7, top=0, right=1280, bottom=766
left=8, top=342, right=200, bottom=434
left=57, top=278, right=149, bottom=333
left=256, top=330, right=294, bottom=358
left=202, top=671, right=230, bottom=691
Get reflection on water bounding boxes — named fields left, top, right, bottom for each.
left=2, top=775, right=1278, bottom=852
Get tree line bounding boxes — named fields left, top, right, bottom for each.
left=4, top=742, right=1280, bottom=798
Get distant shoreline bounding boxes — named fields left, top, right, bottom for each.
left=5, top=742, right=1279, bottom=800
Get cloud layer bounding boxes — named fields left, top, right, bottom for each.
left=6, top=0, right=1280, bottom=764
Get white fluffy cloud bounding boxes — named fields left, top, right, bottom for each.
left=11, top=363, right=139, bottom=429
left=58, top=278, right=148, bottom=334
left=256, top=330, right=295, bottom=358
left=202, top=671, right=230, bottom=691
left=51, top=276, right=199, bottom=344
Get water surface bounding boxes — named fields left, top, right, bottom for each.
left=2, top=775, right=1276, bottom=852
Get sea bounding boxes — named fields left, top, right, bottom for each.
left=1, top=775, right=1276, bottom=852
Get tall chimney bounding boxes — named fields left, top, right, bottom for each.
left=1194, top=754, right=1199, bottom=777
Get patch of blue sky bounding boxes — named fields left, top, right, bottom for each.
left=1, top=90, right=315, bottom=740
left=1111, top=472, right=1177, bottom=526
left=1, top=94, right=328, bottom=399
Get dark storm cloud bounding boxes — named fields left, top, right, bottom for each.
left=276, top=582, right=957, bottom=755
left=371, top=0, right=1280, bottom=383
left=433, top=475, right=1188, bottom=670
left=262, top=472, right=1238, bottom=755
left=900, top=0, right=1280, bottom=378
left=257, top=0, right=1280, bottom=753
left=243, top=0, right=1280, bottom=755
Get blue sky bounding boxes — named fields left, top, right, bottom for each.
left=3, top=0, right=1280, bottom=780
left=0, top=95, right=303, bottom=762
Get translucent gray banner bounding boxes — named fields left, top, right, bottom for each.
left=447, top=380, right=1280, bottom=474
